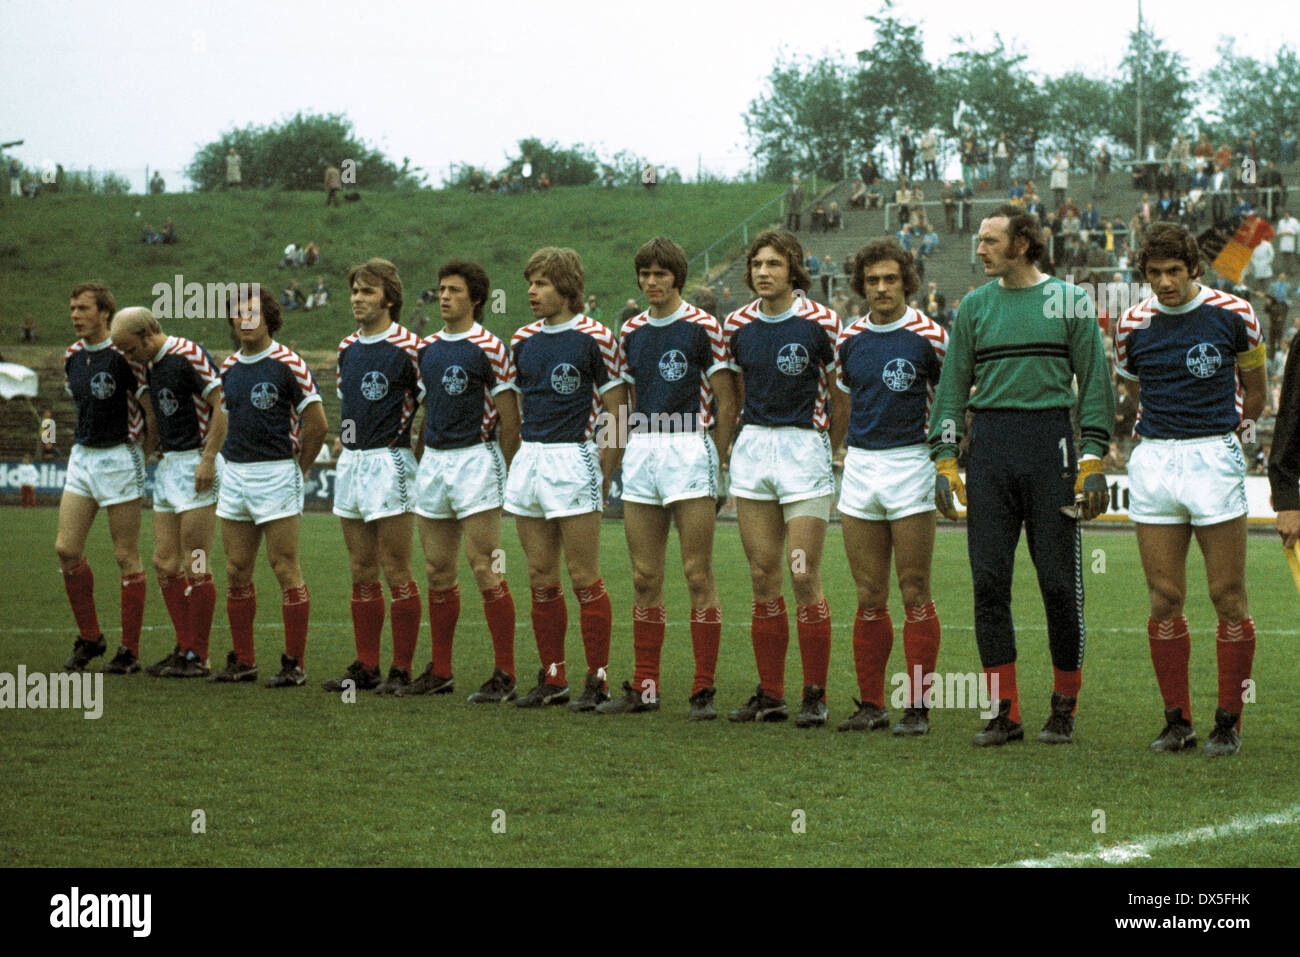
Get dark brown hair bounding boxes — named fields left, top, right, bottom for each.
left=634, top=236, right=689, bottom=291
left=850, top=239, right=921, bottom=299
left=437, top=259, right=491, bottom=321
left=1137, top=221, right=1203, bottom=279
left=744, top=229, right=812, bottom=296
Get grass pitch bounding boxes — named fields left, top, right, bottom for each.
left=1, top=508, right=1296, bottom=868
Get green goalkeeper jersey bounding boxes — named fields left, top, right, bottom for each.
left=927, top=275, right=1115, bottom=459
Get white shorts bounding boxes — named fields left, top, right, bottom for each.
left=414, top=442, right=507, bottom=521
left=217, top=459, right=304, bottom=525
left=838, top=444, right=935, bottom=522
left=64, top=443, right=145, bottom=507
left=1127, top=434, right=1247, bottom=526
left=729, top=425, right=834, bottom=504
left=333, top=446, right=417, bottom=522
left=504, top=441, right=602, bottom=519
left=621, top=431, right=719, bottom=507
left=152, top=448, right=219, bottom=514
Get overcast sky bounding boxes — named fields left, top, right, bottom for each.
left=1, top=0, right=1294, bottom=190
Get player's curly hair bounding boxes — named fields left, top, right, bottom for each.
left=348, top=258, right=404, bottom=325
left=70, top=282, right=116, bottom=319
left=633, top=236, right=688, bottom=291
left=1136, top=221, right=1204, bottom=279
left=437, top=259, right=491, bottom=321
left=849, top=239, right=921, bottom=299
left=988, top=203, right=1047, bottom=265
left=225, top=283, right=282, bottom=339
left=744, top=229, right=812, bottom=297
left=524, top=247, right=585, bottom=313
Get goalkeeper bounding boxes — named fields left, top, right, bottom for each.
left=927, top=205, right=1114, bottom=748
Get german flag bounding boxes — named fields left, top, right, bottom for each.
left=1198, top=214, right=1275, bottom=282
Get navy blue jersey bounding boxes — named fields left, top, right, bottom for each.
left=723, top=297, right=841, bottom=429
left=148, top=336, right=222, bottom=453
left=837, top=308, right=948, bottom=450
left=336, top=323, right=424, bottom=450
left=64, top=338, right=148, bottom=447
left=619, top=301, right=731, bottom=432
left=510, top=315, right=625, bottom=443
left=418, top=323, right=515, bottom=450
left=1115, top=286, right=1265, bottom=439
left=219, top=341, right=322, bottom=463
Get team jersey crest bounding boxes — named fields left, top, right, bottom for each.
left=882, top=358, right=917, bottom=392
left=360, top=370, right=389, bottom=400
left=1185, top=343, right=1222, bottom=379
left=442, top=365, right=469, bottom=395
left=550, top=363, right=582, bottom=395
left=90, top=372, right=116, bottom=399
left=156, top=388, right=179, bottom=417
left=776, top=342, right=810, bottom=376
left=251, top=382, right=279, bottom=409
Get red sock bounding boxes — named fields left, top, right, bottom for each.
left=632, top=605, right=666, bottom=699
left=984, top=662, right=1019, bottom=723
left=689, top=605, right=721, bottom=695
left=389, top=580, right=421, bottom=673
left=227, top=582, right=256, bottom=665
left=1053, top=667, right=1082, bottom=712
left=751, top=597, right=789, bottom=700
left=160, top=574, right=194, bottom=654
left=351, top=582, right=385, bottom=671
left=61, top=559, right=101, bottom=641
left=853, top=605, right=894, bottom=705
left=427, top=584, right=460, bottom=677
left=531, top=584, right=567, bottom=686
left=575, top=579, right=611, bottom=680
left=796, top=598, right=831, bottom=693
left=120, top=571, right=146, bottom=655
left=188, top=573, right=216, bottom=663
left=1217, top=618, right=1256, bottom=729
left=282, top=583, right=310, bottom=665
left=1148, top=616, right=1192, bottom=722
left=481, top=581, right=516, bottom=680
left=903, top=601, right=940, bottom=707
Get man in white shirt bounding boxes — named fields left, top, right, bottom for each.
left=1276, top=209, right=1299, bottom=277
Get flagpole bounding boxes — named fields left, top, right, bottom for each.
left=1135, top=0, right=1144, bottom=159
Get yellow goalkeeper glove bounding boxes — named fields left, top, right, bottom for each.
left=934, top=457, right=966, bottom=520
left=1075, top=458, right=1109, bottom=520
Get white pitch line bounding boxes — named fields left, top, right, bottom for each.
left=1006, top=803, right=1300, bottom=867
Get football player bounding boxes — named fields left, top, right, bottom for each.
left=835, top=240, right=947, bottom=735
left=600, top=237, right=737, bottom=718
left=207, top=286, right=327, bottom=687
left=721, top=230, right=848, bottom=726
left=1116, top=222, right=1266, bottom=756
left=57, top=283, right=156, bottom=674
left=320, top=259, right=426, bottom=696
left=109, top=307, right=225, bottom=678
left=504, top=247, right=629, bottom=711
left=409, top=260, right=521, bottom=702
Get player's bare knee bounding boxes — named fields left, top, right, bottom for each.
left=152, top=553, right=182, bottom=577
left=1148, top=584, right=1184, bottom=620
left=857, top=584, right=890, bottom=608
left=631, top=565, right=663, bottom=598
left=681, top=561, right=714, bottom=601
left=898, top=574, right=930, bottom=608
left=1208, top=583, right=1247, bottom=621
left=55, top=540, right=82, bottom=567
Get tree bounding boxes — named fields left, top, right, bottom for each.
left=186, top=113, right=416, bottom=191
left=1201, top=40, right=1300, bottom=158
left=1109, top=29, right=1195, bottom=154
left=852, top=5, right=939, bottom=150
left=745, top=54, right=859, bottom=181
left=1042, top=73, right=1116, bottom=170
left=505, top=138, right=598, bottom=187
left=937, top=35, right=1045, bottom=145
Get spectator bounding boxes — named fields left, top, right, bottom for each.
left=718, top=286, right=738, bottom=318
left=539, top=172, right=551, bottom=190
left=867, top=179, right=882, bottom=210
left=469, top=168, right=484, bottom=193
left=17, top=454, right=38, bottom=509
left=160, top=218, right=177, bottom=244
left=280, top=243, right=300, bottom=268
left=809, top=200, right=828, bottom=233
left=1156, top=190, right=1177, bottom=221
left=805, top=252, right=821, bottom=277
left=303, top=240, right=320, bottom=266
left=225, top=148, right=241, bottom=188
left=1281, top=130, right=1297, bottom=167
left=584, top=295, right=602, bottom=321
left=786, top=174, right=804, bottom=230
left=957, top=178, right=974, bottom=233
left=324, top=163, right=342, bottom=206
left=899, top=127, right=916, bottom=180
left=1049, top=152, right=1070, bottom=209
left=819, top=254, right=834, bottom=301
left=280, top=281, right=306, bottom=311
left=1276, top=209, right=1299, bottom=276
left=693, top=286, right=718, bottom=318
left=141, top=223, right=161, bottom=244
left=1252, top=238, right=1275, bottom=294
left=1056, top=196, right=1081, bottom=222
left=848, top=178, right=867, bottom=210
left=921, top=128, right=939, bottom=180
left=7, top=157, right=20, bottom=197
left=993, top=131, right=1012, bottom=190
left=923, top=281, right=946, bottom=322
left=1266, top=272, right=1290, bottom=357
left=960, top=137, right=977, bottom=188
left=1093, top=144, right=1112, bottom=196
left=826, top=201, right=843, bottom=231
left=603, top=166, right=615, bottom=189
left=942, top=181, right=958, bottom=232
left=149, top=171, right=165, bottom=195
left=305, top=277, right=330, bottom=311
left=858, top=155, right=881, bottom=188
left=20, top=315, right=35, bottom=342
left=1079, top=202, right=1101, bottom=242
left=1022, top=128, right=1038, bottom=177
left=895, top=178, right=914, bottom=225
left=618, top=298, right=640, bottom=323
left=1008, top=178, right=1026, bottom=206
